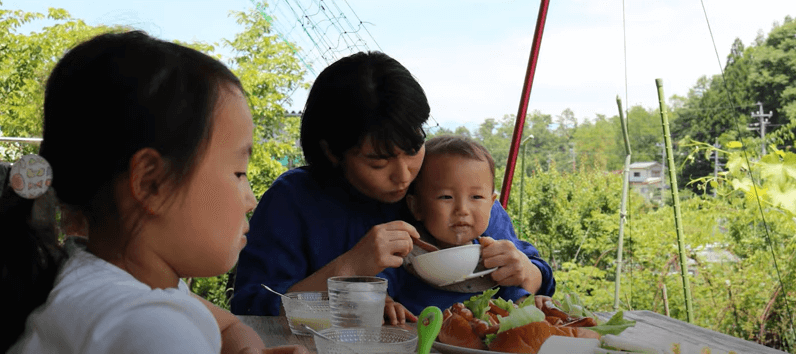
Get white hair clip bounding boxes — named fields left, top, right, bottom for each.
left=9, top=154, right=52, bottom=199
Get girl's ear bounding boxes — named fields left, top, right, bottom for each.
left=128, top=148, right=168, bottom=215
left=406, top=193, right=422, bottom=221
left=491, top=192, right=498, bottom=204
left=319, top=140, right=338, bottom=166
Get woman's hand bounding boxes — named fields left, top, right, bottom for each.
left=479, top=236, right=542, bottom=294
left=348, top=220, right=420, bottom=275
left=383, top=295, right=417, bottom=325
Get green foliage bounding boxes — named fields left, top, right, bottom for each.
left=496, top=147, right=794, bottom=351
left=0, top=1, right=306, bottom=315
left=671, top=16, right=796, bottom=194
left=190, top=274, right=233, bottom=311
left=0, top=6, right=119, bottom=161
left=225, top=3, right=307, bottom=196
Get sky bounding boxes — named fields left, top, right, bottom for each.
left=4, top=0, right=794, bottom=133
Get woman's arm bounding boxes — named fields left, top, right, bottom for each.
left=232, top=169, right=420, bottom=316
left=287, top=220, right=420, bottom=293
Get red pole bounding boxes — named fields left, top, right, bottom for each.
left=499, top=0, right=550, bottom=209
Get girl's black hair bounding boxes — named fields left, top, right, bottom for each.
left=300, top=51, right=429, bottom=178
left=1, top=30, right=243, bottom=350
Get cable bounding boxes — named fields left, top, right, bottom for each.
left=342, top=0, right=383, bottom=52
left=699, top=0, right=794, bottom=343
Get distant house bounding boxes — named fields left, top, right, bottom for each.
left=628, top=161, right=665, bottom=202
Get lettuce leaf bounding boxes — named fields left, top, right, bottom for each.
left=492, top=297, right=516, bottom=314
left=463, top=288, right=500, bottom=322
left=588, top=311, right=635, bottom=336
left=483, top=333, right=497, bottom=347
left=560, top=293, right=596, bottom=320
left=517, top=295, right=535, bottom=308
left=496, top=305, right=546, bottom=333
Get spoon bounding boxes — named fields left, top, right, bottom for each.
left=261, top=284, right=312, bottom=311
left=300, top=324, right=358, bottom=354
left=417, top=306, right=443, bottom=354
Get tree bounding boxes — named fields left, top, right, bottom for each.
left=573, top=114, right=618, bottom=171
left=0, top=4, right=116, bottom=161
left=752, top=17, right=796, bottom=147
left=224, top=3, right=307, bottom=198
left=672, top=17, right=796, bottom=194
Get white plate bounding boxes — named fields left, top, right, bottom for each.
left=432, top=336, right=601, bottom=354
left=432, top=340, right=510, bottom=354
left=437, top=268, right=498, bottom=287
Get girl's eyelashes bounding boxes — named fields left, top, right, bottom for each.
left=235, top=172, right=248, bottom=179
left=436, top=195, right=452, bottom=200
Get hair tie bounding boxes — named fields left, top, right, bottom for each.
left=9, top=154, right=52, bottom=199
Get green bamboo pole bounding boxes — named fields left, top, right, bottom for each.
left=614, top=96, right=631, bottom=311
left=655, top=78, right=694, bottom=323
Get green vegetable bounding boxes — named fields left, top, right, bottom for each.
left=517, top=296, right=535, bottom=308
left=588, top=311, right=636, bottom=336
left=560, top=293, right=596, bottom=319
left=483, top=333, right=497, bottom=346
left=463, top=288, right=500, bottom=322
left=496, top=305, right=546, bottom=333
left=492, top=297, right=516, bottom=314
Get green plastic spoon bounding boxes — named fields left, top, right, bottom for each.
left=417, top=306, right=443, bottom=354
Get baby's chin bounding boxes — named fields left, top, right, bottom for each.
left=435, top=233, right=480, bottom=249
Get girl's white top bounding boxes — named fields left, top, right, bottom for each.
left=9, top=246, right=221, bottom=354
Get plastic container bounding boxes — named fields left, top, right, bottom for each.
left=327, top=276, right=387, bottom=328
left=313, top=327, right=418, bottom=354
left=283, top=291, right=331, bottom=335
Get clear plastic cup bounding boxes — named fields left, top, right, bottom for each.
left=327, top=276, right=387, bottom=328
left=282, top=291, right=331, bottom=335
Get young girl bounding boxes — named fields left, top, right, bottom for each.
left=3, top=31, right=307, bottom=354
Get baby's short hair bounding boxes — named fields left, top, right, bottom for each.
left=421, top=135, right=496, bottom=190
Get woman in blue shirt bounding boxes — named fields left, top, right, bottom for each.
left=231, top=51, right=555, bottom=323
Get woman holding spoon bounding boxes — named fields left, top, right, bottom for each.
left=231, top=51, right=554, bottom=324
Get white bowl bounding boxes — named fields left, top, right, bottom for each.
left=411, top=244, right=481, bottom=286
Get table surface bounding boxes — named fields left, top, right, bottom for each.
left=238, top=310, right=785, bottom=354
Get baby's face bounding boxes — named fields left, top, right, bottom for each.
left=408, top=154, right=496, bottom=248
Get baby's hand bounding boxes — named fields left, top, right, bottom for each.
left=383, top=295, right=417, bottom=325
left=479, top=236, right=540, bottom=292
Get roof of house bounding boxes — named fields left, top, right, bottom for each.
left=629, top=161, right=661, bottom=169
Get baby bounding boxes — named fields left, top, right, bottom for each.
left=406, top=135, right=497, bottom=249
left=387, top=135, right=553, bottom=315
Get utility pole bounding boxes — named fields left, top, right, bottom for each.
left=748, top=102, right=773, bottom=156
left=570, top=143, right=576, bottom=172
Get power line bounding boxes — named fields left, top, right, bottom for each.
left=253, top=0, right=382, bottom=81
left=700, top=0, right=794, bottom=340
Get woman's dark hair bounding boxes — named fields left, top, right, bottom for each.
left=1, top=30, right=243, bottom=350
left=300, top=51, right=430, bottom=178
